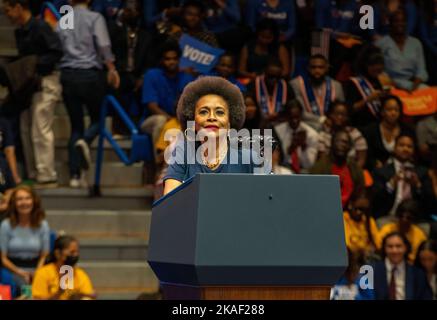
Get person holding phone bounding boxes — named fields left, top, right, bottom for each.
left=274, top=100, right=319, bottom=174
left=372, top=134, right=434, bottom=220
left=346, top=45, right=393, bottom=129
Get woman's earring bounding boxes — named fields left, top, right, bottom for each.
left=184, top=127, right=195, bottom=141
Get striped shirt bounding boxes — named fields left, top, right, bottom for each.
left=318, top=126, right=367, bottom=160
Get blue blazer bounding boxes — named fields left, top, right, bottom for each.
left=373, top=261, right=433, bottom=300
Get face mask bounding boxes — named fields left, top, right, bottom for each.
left=64, top=255, right=79, bottom=267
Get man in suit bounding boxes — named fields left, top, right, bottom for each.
left=372, top=134, right=434, bottom=219
left=373, top=232, right=433, bottom=300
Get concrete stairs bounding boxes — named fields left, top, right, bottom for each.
left=35, top=93, right=159, bottom=299
left=41, top=192, right=160, bottom=300
left=0, top=6, right=160, bottom=298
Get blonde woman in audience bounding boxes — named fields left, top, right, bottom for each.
left=0, top=186, right=50, bottom=297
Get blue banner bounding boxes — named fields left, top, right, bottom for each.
left=179, top=34, right=224, bottom=74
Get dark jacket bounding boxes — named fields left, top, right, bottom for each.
left=0, top=55, right=39, bottom=116
left=372, top=160, right=434, bottom=219
left=15, top=17, right=62, bottom=76
left=373, top=260, right=433, bottom=300
left=362, top=122, right=415, bottom=170
left=107, top=21, right=151, bottom=78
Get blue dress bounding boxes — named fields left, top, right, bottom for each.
left=164, top=139, right=270, bottom=183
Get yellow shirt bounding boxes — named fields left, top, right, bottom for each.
left=155, top=117, right=182, bottom=152
left=343, top=212, right=381, bottom=253
left=32, top=263, right=94, bottom=300
left=379, top=223, right=427, bottom=262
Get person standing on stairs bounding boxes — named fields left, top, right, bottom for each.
left=2, top=0, right=63, bottom=188
left=56, top=0, right=120, bottom=188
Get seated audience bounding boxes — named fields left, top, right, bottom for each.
left=318, top=101, right=367, bottom=168
left=180, top=0, right=219, bottom=48
left=379, top=200, right=428, bottom=262
left=346, top=45, right=392, bottom=129
left=271, top=142, right=293, bottom=175
left=315, top=0, right=363, bottom=77
left=202, top=0, right=245, bottom=53
left=373, top=232, right=432, bottom=300
left=330, top=249, right=374, bottom=300
left=426, top=146, right=437, bottom=217
left=247, top=58, right=294, bottom=123
left=209, top=53, right=246, bottom=93
left=245, top=0, right=296, bottom=42
left=372, top=134, right=433, bottom=218
left=32, top=235, right=95, bottom=300
left=316, top=0, right=361, bottom=35
left=242, top=93, right=270, bottom=131
left=0, top=186, right=50, bottom=296
left=362, top=95, right=414, bottom=170
left=415, top=240, right=437, bottom=300
left=143, top=0, right=183, bottom=30
left=310, top=130, right=364, bottom=208
left=343, top=191, right=381, bottom=260
left=418, top=0, right=437, bottom=85
left=290, top=54, right=344, bottom=131
left=91, top=0, right=124, bottom=20
left=239, top=19, right=290, bottom=80
left=141, top=41, right=194, bottom=147
left=274, top=100, right=319, bottom=173
left=375, top=9, right=428, bottom=92
left=416, top=113, right=437, bottom=164
left=371, top=0, right=417, bottom=39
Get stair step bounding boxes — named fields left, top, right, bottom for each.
left=46, top=209, right=151, bottom=238
left=53, top=115, right=115, bottom=140
left=54, top=136, right=133, bottom=163
left=78, top=238, right=148, bottom=261
left=38, top=187, right=153, bottom=210
left=54, top=162, right=144, bottom=187
left=79, top=261, right=159, bottom=289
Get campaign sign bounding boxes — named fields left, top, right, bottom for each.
left=179, top=34, right=224, bottom=74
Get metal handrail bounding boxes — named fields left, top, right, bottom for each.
left=41, top=2, right=62, bottom=20
left=93, top=95, right=150, bottom=196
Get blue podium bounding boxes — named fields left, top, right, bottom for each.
left=148, top=174, right=347, bottom=299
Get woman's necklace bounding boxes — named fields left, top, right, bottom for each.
left=201, top=143, right=228, bottom=169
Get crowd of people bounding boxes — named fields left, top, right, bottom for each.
left=0, top=0, right=436, bottom=300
